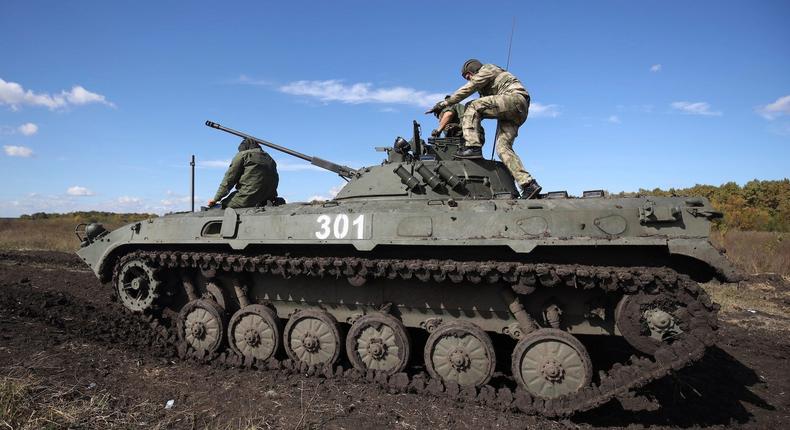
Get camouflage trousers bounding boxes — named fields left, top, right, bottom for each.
left=461, top=93, right=533, bottom=185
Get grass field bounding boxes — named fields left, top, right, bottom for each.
left=0, top=216, right=786, bottom=277
left=711, top=230, right=788, bottom=275
left=0, top=217, right=147, bottom=253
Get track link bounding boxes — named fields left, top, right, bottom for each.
left=113, top=250, right=719, bottom=417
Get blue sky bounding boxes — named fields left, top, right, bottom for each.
left=1, top=0, right=788, bottom=217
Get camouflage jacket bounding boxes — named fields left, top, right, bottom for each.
left=213, top=147, right=279, bottom=207
left=445, top=64, right=529, bottom=106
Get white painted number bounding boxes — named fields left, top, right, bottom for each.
left=352, top=215, right=364, bottom=239
left=315, top=215, right=331, bottom=239
left=315, top=214, right=365, bottom=239
left=333, top=214, right=349, bottom=239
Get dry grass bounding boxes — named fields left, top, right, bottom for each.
left=705, top=231, right=790, bottom=332
left=0, top=218, right=133, bottom=253
left=702, top=278, right=790, bottom=333
left=702, top=280, right=790, bottom=318
left=0, top=364, right=301, bottom=430
left=0, top=370, right=144, bottom=429
left=711, top=230, right=789, bottom=276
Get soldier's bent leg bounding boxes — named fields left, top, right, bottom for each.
left=462, top=97, right=501, bottom=147
left=222, top=191, right=241, bottom=209
left=495, top=120, right=533, bottom=186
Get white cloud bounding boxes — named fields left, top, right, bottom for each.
left=277, top=160, right=324, bottom=172
left=2, top=190, right=202, bottom=217
left=3, top=145, right=33, bottom=157
left=159, top=190, right=194, bottom=208
left=530, top=102, right=561, bottom=118
left=650, top=64, right=662, bottom=72
left=198, top=159, right=231, bottom=169
left=617, top=104, right=654, bottom=113
left=234, top=74, right=272, bottom=86
left=200, top=158, right=326, bottom=172
left=64, top=85, right=114, bottom=107
left=117, top=196, right=141, bottom=204
left=17, top=122, right=38, bottom=136
left=6, top=193, right=76, bottom=215
left=66, top=186, right=94, bottom=196
left=607, top=115, right=621, bottom=124
left=308, top=184, right=345, bottom=202
left=671, top=101, right=722, bottom=116
left=160, top=196, right=192, bottom=207
left=756, top=95, right=790, bottom=120
left=278, top=78, right=561, bottom=119
left=0, top=77, right=114, bottom=110
left=280, top=80, right=445, bottom=108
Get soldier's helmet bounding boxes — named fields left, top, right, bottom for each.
left=461, top=59, right=483, bottom=78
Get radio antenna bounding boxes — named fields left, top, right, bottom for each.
left=505, top=17, right=516, bottom=70
left=494, top=17, right=517, bottom=160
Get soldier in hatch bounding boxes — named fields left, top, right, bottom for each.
left=426, top=59, right=541, bottom=199
left=207, top=138, right=279, bottom=209
left=431, top=95, right=465, bottom=138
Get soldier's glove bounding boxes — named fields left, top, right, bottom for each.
left=425, top=101, right=445, bottom=116
left=431, top=128, right=441, bottom=138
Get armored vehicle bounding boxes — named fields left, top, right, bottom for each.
left=76, top=120, right=735, bottom=415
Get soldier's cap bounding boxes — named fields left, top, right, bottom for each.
left=461, top=59, right=482, bottom=78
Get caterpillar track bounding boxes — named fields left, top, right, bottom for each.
left=112, top=250, right=719, bottom=418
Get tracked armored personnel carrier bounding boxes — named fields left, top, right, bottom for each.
left=76, top=120, right=736, bottom=415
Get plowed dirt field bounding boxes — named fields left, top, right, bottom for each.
left=1, top=251, right=788, bottom=429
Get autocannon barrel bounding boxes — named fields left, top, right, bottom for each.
left=205, top=120, right=358, bottom=179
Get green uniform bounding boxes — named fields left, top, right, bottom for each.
left=444, top=64, right=533, bottom=185
left=213, top=147, right=279, bottom=208
left=440, top=103, right=465, bottom=137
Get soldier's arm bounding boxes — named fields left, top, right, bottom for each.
left=213, top=152, right=244, bottom=201
left=445, top=67, right=498, bottom=105
left=437, top=111, right=455, bottom=131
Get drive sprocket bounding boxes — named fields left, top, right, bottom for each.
left=114, top=257, right=161, bottom=312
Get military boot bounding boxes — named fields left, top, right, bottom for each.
left=454, top=146, right=483, bottom=159
left=520, top=180, right=542, bottom=199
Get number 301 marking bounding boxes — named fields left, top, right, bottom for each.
left=315, top=214, right=365, bottom=239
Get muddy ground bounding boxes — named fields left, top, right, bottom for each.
left=0, top=251, right=788, bottom=429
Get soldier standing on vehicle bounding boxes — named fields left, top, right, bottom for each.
left=426, top=59, right=541, bottom=199
left=431, top=95, right=465, bottom=138
left=208, top=138, right=279, bottom=208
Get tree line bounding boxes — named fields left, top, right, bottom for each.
left=612, top=179, right=789, bottom=232
left=18, top=211, right=157, bottom=225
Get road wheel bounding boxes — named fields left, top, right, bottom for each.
left=178, top=298, right=226, bottom=355
left=511, top=328, right=592, bottom=399
left=346, top=313, right=410, bottom=375
left=284, top=309, right=341, bottom=366
left=228, top=304, right=280, bottom=361
left=423, top=321, right=495, bottom=387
